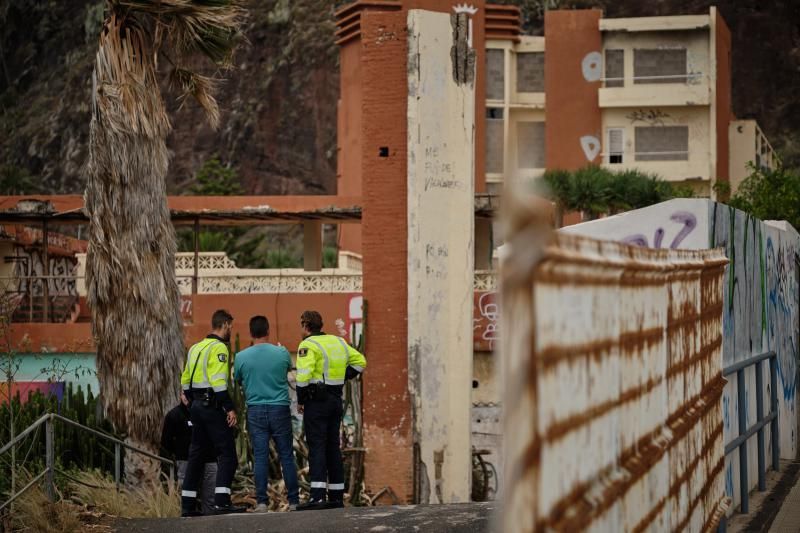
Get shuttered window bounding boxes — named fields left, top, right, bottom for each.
left=607, top=128, right=624, bottom=164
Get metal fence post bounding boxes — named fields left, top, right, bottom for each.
left=770, top=355, right=780, bottom=471
left=737, top=368, right=749, bottom=513
left=756, top=361, right=766, bottom=491
left=45, top=416, right=55, bottom=502
left=114, top=443, right=121, bottom=491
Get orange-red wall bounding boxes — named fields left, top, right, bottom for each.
left=338, top=40, right=364, bottom=254
left=715, top=11, right=732, bottom=187
left=336, top=1, right=490, bottom=258
left=359, top=9, right=415, bottom=503
left=545, top=10, right=603, bottom=170
left=10, top=293, right=358, bottom=354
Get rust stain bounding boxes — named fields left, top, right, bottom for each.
left=538, top=326, right=663, bottom=369
left=504, top=228, right=728, bottom=533
left=672, top=455, right=726, bottom=533
left=666, top=421, right=723, bottom=502
left=540, top=376, right=726, bottom=531
left=667, top=337, right=723, bottom=379
left=544, top=375, right=664, bottom=444
left=632, top=496, right=667, bottom=533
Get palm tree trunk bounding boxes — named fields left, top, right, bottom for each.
left=85, top=15, right=184, bottom=487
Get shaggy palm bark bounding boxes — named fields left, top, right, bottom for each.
left=85, top=16, right=185, bottom=485
left=85, top=0, right=243, bottom=486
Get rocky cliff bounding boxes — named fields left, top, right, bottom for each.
left=0, top=0, right=797, bottom=196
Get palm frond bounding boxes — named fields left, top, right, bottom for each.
left=118, top=0, right=246, bottom=66
left=170, top=67, right=221, bottom=129
left=93, top=14, right=170, bottom=137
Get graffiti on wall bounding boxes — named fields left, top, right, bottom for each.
left=626, top=109, right=672, bottom=126
left=581, top=51, right=602, bottom=82
left=7, top=246, right=79, bottom=322
left=765, top=228, right=799, bottom=465
left=473, top=292, right=498, bottom=351
left=766, top=234, right=799, bottom=403
left=11, top=246, right=78, bottom=297
left=563, top=199, right=800, bottom=511
left=622, top=210, right=698, bottom=249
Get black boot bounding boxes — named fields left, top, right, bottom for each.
left=181, top=496, right=202, bottom=517
left=295, top=498, right=327, bottom=511
left=213, top=503, right=248, bottom=515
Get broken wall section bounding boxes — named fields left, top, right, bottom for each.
left=503, top=215, right=730, bottom=531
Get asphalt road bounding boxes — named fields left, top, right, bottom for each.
left=115, top=502, right=498, bottom=533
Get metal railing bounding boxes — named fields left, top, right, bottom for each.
left=0, top=413, right=175, bottom=512
left=722, top=351, right=779, bottom=516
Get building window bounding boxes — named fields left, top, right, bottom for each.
left=517, top=122, right=545, bottom=169
left=635, top=126, right=689, bottom=161
left=486, top=108, right=504, bottom=174
left=604, top=49, right=624, bottom=88
left=633, top=48, right=687, bottom=84
left=607, top=128, right=624, bottom=164
left=486, top=49, right=505, bottom=101
left=516, top=52, right=544, bottom=93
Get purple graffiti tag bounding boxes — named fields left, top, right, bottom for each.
left=622, top=211, right=698, bottom=250
left=668, top=211, right=697, bottom=249
left=622, top=234, right=649, bottom=247
left=653, top=228, right=665, bottom=249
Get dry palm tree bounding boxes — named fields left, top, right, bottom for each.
left=85, top=0, right=245, bottom=486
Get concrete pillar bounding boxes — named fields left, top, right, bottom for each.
left=303, top=221, right=323, bottom=271
left=407, top=9, right=475, bottom=504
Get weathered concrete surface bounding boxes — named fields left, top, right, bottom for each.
left=502, top=197, right=730, bottom=531
left=407, top=9, right=476, bottom=504
left=115, top=503, right=496, bottom=533
left=562, top=199, right=800, bottom=515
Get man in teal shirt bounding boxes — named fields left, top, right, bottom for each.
left=234, top=315, right=299, bottom=512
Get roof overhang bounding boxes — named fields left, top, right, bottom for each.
left=0, top=194, right=500, bottom=226
left=599, top=15, right=710, bottom=33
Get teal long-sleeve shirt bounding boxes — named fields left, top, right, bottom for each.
left=233, top=343, right=291, bottom=406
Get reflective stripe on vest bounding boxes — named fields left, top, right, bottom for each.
left=188, top=341, right=221, bottom=387
left=305, top=338, right=330, bottom=383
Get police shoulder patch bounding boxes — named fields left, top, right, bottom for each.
left=298, top=348, right=308, bottom=357
left=217, top=352, right=227, bottom=363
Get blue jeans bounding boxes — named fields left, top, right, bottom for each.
left=247, top=404, right=299, bottom=505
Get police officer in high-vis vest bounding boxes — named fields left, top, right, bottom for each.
left=295, top=310, right=366, bottom=510
left=180, top=309, right=246, bottom=516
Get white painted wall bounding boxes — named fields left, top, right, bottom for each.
left=407, top=9, right=475, bottom=504
left=600, top=106, right=711, bottom=184
left=563, top=199, right=800, bottom=515
left=561, top=198, right=711, bottom=250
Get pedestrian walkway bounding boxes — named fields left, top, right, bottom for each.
left=770, top=470, right=800, bottom=533
left=727, top=461, right=800, bottom=533
left=117, top=502, right=496, bottom=533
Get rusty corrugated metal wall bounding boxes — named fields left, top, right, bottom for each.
left=502, top=209, right=731, bottom=532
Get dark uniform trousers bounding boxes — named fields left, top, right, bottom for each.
left=181, top=402, right=238, bottom=511
left=304, top=388, right=345, bottom=502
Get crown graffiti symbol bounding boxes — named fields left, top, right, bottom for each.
left=453, top=3, right=478, bottom=15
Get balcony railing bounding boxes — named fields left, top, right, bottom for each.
left=601, top=72, right=705, bottom=87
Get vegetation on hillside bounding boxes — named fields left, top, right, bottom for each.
left=177, top=155, right=339, bottom=268
left=1, top=0, right=798, bottom=195
left=729, top=164, right=800, bottom=230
